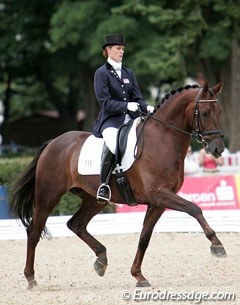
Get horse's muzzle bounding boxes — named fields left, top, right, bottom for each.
left=204, top=136, right=225, bottom=158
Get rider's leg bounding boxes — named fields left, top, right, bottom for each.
left=96, top=128, right=117, bottom=202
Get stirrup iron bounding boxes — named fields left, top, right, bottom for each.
left=96, top=183, right=111, bottom=202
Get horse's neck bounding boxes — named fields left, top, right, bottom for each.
left=145, top=95, right=193, bottom=158
left=144, top=117, right=190, bottom=156
left=158, top=92, right=193, bottom=127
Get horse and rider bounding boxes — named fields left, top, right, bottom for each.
left=10, top=34, right=226, bottom=289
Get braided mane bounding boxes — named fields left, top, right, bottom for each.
left=156, top=84, right=200, bottom=110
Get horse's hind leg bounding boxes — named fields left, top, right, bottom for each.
left=24, top=181, right=64, bottom=288
left=67, top=194, right=107, bottom=277
left=24, top=205, right=52, bottom=289
left=131, top=206, right=165, bottom=287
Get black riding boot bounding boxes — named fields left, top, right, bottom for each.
left=96, top=146, right=115, bottom=202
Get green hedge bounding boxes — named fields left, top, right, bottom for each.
left=0, top=156, right=115, bottom=216
left=0, top=157, right=33, bottom=187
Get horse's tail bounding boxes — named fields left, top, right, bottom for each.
left=10, top=141, right=51, bottom=229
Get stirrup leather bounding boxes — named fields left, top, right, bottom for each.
left=96, top=183, right=111, bottom=202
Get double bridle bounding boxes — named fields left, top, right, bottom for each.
left=191, top=88, right=223, bottom=146
left=146, top=87, right=224, bottom=147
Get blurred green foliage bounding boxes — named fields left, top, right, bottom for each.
left=0, top=0, right=240, bottom=148
left=0, top=156, right=33, bottom=187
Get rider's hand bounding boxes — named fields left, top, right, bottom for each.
left=147, top=105, right=155, bottom=113
left=127, top=102, right=140, bottom=112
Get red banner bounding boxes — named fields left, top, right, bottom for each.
left=178, top=175, right=239, bottom=210
left=116, top=175, right=240, bottom=213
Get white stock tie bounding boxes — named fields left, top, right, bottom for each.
left=113, top=63, right=122, bottom=78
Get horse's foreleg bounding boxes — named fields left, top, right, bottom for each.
left=131, top=206, right=165, bottom=287
left=194, top=212, right=227, bottom=257
left=180, top=200, right=226, bottom=257
left=67, top=196, right=107, bottom=277
left=156, top=192, right=227, bottom=257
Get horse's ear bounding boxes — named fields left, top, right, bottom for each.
left=212, top=80, right=224, bottom=95
left=202, top=81, right=209, bottom=97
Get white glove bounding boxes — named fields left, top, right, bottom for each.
left=127, top=102, right=139, bottom=112
left=147, top=105, right=155, bottom=113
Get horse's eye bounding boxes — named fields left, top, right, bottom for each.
left=202, top=110, right=209, bottom=117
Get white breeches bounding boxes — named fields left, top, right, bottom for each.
left=102, top=127, right=118, bottom=154
left=102, top=115, right=132, bottom=154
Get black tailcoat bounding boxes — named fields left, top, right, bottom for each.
left=93, top=62, right=147, bottom=137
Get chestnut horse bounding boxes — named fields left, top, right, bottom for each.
left=11, top=81, right=227, bottom=289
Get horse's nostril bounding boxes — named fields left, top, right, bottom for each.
left=216, top=147, right=224, bottom=154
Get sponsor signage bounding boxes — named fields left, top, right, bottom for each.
left=116, top=175, right=240, bottom=213
left=178, top=175, right=239, bottom=210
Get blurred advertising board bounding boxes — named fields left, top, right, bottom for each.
left=116, top=175, right=240, bottom=213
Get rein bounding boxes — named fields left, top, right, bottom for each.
left=149, top=115, right=192, bottom=137
left=134, top=110, right=192, bottom=159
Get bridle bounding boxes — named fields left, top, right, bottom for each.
left=190, top=88, right=223, bottom=147
left=144, top=87, right=224, bottom=147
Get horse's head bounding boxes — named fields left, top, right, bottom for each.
left=192, top=81, right=224, bottom=158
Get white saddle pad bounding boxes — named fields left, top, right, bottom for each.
left=78, top=118, right=140, bottom=175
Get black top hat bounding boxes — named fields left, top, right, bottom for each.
left=102, top=34, right=127, bottom=49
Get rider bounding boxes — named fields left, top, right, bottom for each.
left=93, top=34, right=154, bottom=202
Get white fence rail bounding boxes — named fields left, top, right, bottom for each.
left=0, top=210, right=239, bottom=241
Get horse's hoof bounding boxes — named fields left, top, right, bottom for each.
left=136, top=280, right=151, bottom=287
left=210, top=245, right=227, bottom=257
left=94, top=259, right=107, bottom=277
left=27, top=279, right=37, bottom=289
